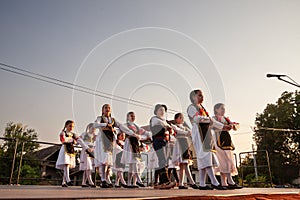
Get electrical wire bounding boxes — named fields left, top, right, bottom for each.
left=0, top=62, right=182, bottom=113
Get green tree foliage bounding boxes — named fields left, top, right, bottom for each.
left=254, top=91, right=300, bottom=184
left=0, top=122, right=40, bottom=184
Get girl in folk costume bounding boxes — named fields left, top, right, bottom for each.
left=56, top=120, right=88, bottom=187
left=94, top=104, right=135, bottom=188
left=149, top=104, right=176, bottom=189
left=114, top=131, right=127, bottom=188
left=146, top=141, right=159, bottom=185
left=212, top=103, right=242, bottom=189
left=171, top=113, right=199, bottom=189
left=121, top=112, right=148, bottom=188
left=187, top=90, right=232, bottom=190
left=79, top=123, right=97, bottom=188
left=166, top=129, right=180, bottom=185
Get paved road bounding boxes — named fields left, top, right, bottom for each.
left=0, top=186, right=299, bottom=199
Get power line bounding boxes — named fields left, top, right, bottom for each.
left=0, top=66, right=152, bottom=110
left=0, top=62, right=181, bottom=113
left=254, top=126, right=300, bottom=132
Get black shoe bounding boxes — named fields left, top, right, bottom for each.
left=227, top=184, right=243, bottom=189
left=199, top=185, right=213, bottom=190
left=62, top=184, right=68, bottom=187
left=88, top=184, right=96, bottom=188
left=121, top=183, right=128, bottom=188
left=179, top=185, right=188, bottom=189
left=136, top=182, right=145, bottom=187
left=108, top=183, right=113, bottom=188
left=67, top=181, right=73, bottom=186
left=81, top=184, right=89, bottom=188
left=211, top=184, right=227, bottom=190
left=128, top=185, right=139, bottom=188
left=190, top=184, right=199, bottom=189
left=101, top=181, right=109, bottom=188
left=114, top=185, right=121, bottom=188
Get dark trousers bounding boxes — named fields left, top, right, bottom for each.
left=168, top=168, right=179, bottom=183
left=153, top=137, right=169, bottom=184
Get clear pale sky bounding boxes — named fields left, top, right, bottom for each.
left=0, top=0, right=299, bottom=155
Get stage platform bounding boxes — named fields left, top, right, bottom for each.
left=0, top=185, right=299, bottom=200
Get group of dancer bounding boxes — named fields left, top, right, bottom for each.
left=55, top=89, right=242, bottom=190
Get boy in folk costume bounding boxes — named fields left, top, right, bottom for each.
left=94, top=104, right=135, bottom=188
left=121, top=112, right=149, bottom=188
left=56, top=120, right=89, bottom=187
left=79, top=123, right=97, bottom=188
left=149, top=104, right=176, bottom=189
left=171, top=113, right=199, bottom=189
left=212, top=103, right=242, bottom=189
left=187, top=90, right=231, bottom=190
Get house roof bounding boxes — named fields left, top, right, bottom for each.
left=32, top=145, right=61, bottom=161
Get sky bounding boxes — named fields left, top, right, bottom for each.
left=0, top=0, right=300, bottom=156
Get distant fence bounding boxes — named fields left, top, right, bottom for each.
left=239, top=150, right=272, bottom=187
left=0, top=137, right=153, bottom=186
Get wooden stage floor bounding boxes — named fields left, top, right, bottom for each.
left=0, top=185, right=299, bottom=200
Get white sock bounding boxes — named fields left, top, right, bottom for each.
left=185, top=164, right=195, bottom=185
left=87, top=170, right=94, bottom=185
left=119, top=171, right=126, bottom=185
left=205, top=167, right=219, bottom=186
left=64, top=165, right=70, bottom=183
left=179, top=164, right=184, bottom=186
left=226, top=173, right=235, bottom=185
left=199, top=168, right=206, bottom=187
left=82, top=171, right=87, bottom=185
left=133, top=164, right=142, bottom=184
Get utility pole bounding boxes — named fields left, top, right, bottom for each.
left=252, top=144, right=258, bottom=181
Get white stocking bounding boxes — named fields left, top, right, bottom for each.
left=87, top=170, right=94, bottom=185
left=82, top=171, right=87, bottom=185
left=132, top=163, right=142, bottom=184
left=117, top=171, right=126, bottom=185
left=205, top=167, right=219, bottom=186
left=199, top=168, right=206, bottom=187
left=226, top=173, right=235, bottom=185
left=179, top=164, right=185, bottom=186
left=184, top=164, right=195, bottom=185
left=63, top=165, right=70, bottom=183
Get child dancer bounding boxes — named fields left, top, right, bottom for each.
left=94, top=104, right=135, bottom=188
left=56, top=120, right=87, bottom=187
left=166, top=130, right=179, bottom=185
left=150, top=104, right=175, bottom=189
left=114, top=131, right=128, bottom=188
left=187, top=90, right=231, bottom=190
left=147, top=141, right=159, bottom=186
left=213, top=103, right=242, bottom=189
left=121, top=111, right=147, bottom=188
left=171, top=113, right=199, bottom=189
left=79, top=123, right=97, bottom=187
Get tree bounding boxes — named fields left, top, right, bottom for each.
left=0, top=122, right=40, bottom=184
left=254, top=91, right=300, bottom=185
